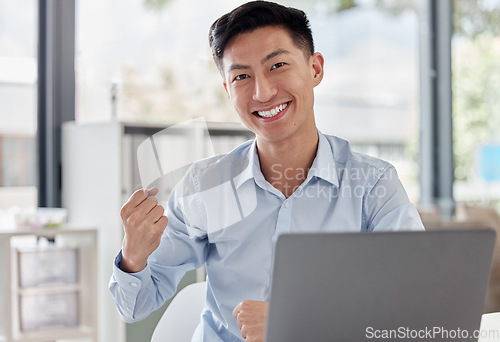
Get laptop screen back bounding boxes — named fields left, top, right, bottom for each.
left=266, top=230, right=496, bottom=342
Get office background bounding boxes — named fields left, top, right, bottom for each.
left=0, top=0, right=499, bottom=341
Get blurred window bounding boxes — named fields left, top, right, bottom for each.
left=0, top=0, right=38, bottom=210
left=76, top=0, right=420, bottom=201
left=452, top=0, right=500, bottom=209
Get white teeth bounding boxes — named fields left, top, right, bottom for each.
left=257, top=102, right=288, bottom=118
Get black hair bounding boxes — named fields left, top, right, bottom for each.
left=209, top=1, right=314, bottom=74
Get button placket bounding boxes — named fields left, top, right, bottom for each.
left=274, top=198, right=294, bottom=241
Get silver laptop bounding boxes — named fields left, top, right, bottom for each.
left=266, top=230, right=496, bottom=342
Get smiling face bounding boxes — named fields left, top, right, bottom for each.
left=222, top=26, right=324, bottom=147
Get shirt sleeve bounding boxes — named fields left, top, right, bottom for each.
left=363, top=165, right=425, bottom=231
left=109, top=166, right=208, bottom=323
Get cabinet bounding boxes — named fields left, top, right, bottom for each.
left=61, top=121, right=253, bottom=342
left=0, top=227, right=97, bottom=342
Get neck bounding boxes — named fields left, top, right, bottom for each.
left=256, top=125, right=319, bottom=198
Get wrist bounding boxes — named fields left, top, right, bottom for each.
left=120, top=251, right=147, bottom=273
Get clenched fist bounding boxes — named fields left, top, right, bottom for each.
left=233, top=300, right=269, bottom=342
left=119, top=188, right=168, bottom=273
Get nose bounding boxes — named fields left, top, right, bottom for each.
left=252, top=74, right=277, bottom=103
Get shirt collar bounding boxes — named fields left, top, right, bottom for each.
left=233, top=139, right=262, bottom=189
left=307, top=130, right=339, bottom=188
left=232, top=130, right=339, bottom=189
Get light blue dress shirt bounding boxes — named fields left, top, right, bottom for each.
left=109, top=131, right=424, bottom=341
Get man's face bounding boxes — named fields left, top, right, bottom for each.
left=222, top=26, right=324, bottom=145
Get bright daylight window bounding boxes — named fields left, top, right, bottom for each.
left=452, top=0, right=500, bottom=210
left=76, top=0, right=420, bottom=201
left=0, top=0, right=38, bottom=217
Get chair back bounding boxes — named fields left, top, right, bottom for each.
left=151, top=281, right=206, bottom=342
left=478, top=312, right=500, bottom=342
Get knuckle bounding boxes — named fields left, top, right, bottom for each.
left=147, top=196, right=158, bottom=206
left=120, top=202, right=134, bottom=219
left=120, top=205, right=128, bottom=219
left=153, top=205, right=164, bottom=214
left=127, top=212, right=142, bottom=227
left=132, top=189, right=146, bottom=202
left=158, top=216, right=168, bottom=228
left=136, top=188, right=147, bottom=196
left=240, top=300, right=251, bottom=309
left=152, top=224, right=164, bottom=235
left=240, top=325, right=247, bottom=335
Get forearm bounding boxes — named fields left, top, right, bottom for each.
left=109, top=252, right=161, bottom=323
left=109, top=248, right=201, bottom=322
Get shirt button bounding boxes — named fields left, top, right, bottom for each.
left=131, top=282, right=138, bottom=287
left=283, top=201, right=289, bottom=208
left=127, top=307, right=131, bottom=311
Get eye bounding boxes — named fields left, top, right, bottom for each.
left=271, top=62, right=285, bottom=70
left=234, top=74, right=250, bottom=81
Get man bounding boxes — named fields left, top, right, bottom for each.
left=109, top=1, right=424, bottom=341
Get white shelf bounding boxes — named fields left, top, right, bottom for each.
left=0, top=227, right=98, bottom=342
left=10, top=325, right=95, bottom=342
left=16, top=284, right=81, bottom=296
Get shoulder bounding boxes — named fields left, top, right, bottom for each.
left=323, top=133, right=393, bottom=172
left=182, top=139, right=254, bottom=188
left=321, top=133, right=396, bottom=187
left=191, top=139, right=253, bottom=172
left=168, top=139, right=254, bottom=221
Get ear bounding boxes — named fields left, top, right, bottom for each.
left=310, top=52, right=324, bottom=87
left=223, top=82, right=230, bottom=99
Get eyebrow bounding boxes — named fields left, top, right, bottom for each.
left=227, top=48, right=291, bottom=73
left=261, top=48, right=290, bottom=64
